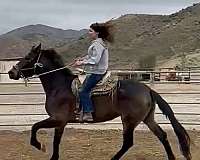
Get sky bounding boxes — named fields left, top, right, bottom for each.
left=0, top=0, right=200, bottom=34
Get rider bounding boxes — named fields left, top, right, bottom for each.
left=72, top=22, right=114, bottom=122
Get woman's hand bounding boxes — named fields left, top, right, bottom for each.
left=72, top=60, right=84, bottom=66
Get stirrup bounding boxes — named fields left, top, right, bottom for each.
left=74, top=108, right=81, bottom=115
left=74, top=111, right=83, bottom=122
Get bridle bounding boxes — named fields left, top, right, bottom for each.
left=12, top=51, right=77, bottom=86
left=13, top=51, right=43, bottom=81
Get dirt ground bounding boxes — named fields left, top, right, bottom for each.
left=0, top=128, right=199, bottom=160
left=0, top=83, right=200, bottom=160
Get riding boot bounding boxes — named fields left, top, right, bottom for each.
left=82, top=112, right=93, bottom=122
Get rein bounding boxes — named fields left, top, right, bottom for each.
left=14, top=52, right=84, bottom=86
left=14, top=54, right=76, bottom=87
left=28, top=63, right=75, bottom=79
left=19, top=62, right=75, bottom=87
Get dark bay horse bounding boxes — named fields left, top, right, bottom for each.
left=8, top=44, right=191, bottom=160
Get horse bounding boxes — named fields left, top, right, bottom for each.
left=8, top=44, right=191, bottom=160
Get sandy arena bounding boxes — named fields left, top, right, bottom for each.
left=0, top=129, right=199, bottom=160
left=0, top=83, right=200, bottom=159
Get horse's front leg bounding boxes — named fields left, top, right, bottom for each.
left=50, top=127, right=65, bottom=160
left=30, top=117, right=61, bottom=151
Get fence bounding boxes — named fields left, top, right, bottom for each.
left=0, top=70, right=200, bottom=128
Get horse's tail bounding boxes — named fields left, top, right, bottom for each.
left=150, top=89, right=191, bottom=160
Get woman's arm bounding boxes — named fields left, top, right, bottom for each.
left=82, top=42, right=105, bottom=65
left=72, top=55, right=89, bottom=66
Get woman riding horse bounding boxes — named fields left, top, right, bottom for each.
left=72, top=22, right=114, bottom=122
left=8, top=24, right=191, bottom=160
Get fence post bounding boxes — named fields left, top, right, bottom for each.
left=150, top=71, right=154, bottom=86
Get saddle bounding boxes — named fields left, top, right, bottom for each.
left=71, top=71, right=118, bottom=97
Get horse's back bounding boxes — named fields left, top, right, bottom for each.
left=118, top=79, right=151, bottom=97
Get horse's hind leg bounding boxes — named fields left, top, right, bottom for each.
left=111, top=116, right=138, bottom=160
left=31, top=117, right=63, bottom=151
left=144, top=112, right=175, bottom=160
left=50, top=127, right=65, bottom=160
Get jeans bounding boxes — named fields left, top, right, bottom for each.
left=79, top=73, right=104, bottom=112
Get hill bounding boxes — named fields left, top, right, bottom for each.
left=0, top=24, right=87, bottom=58
left=1, top=3, right=200, bottom=69
left=59, top=3, right=200, bottom=69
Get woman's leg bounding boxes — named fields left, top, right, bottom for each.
left=79, top=74, right=104, bottom=120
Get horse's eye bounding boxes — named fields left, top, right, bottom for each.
left=25, top=57, right=31, bottom=61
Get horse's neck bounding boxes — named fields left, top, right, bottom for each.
left=39, top=71, right=72, bottom=94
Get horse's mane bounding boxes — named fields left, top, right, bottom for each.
left=41, top=49, right=74, bottom=77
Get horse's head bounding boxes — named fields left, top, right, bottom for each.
left=8, top=44, right=43, bottom=80
left=8, top=43, right=76, bottom=81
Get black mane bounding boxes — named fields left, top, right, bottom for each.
left=41, top=49, right=74, bottom=77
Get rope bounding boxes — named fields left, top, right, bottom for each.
left=27, top=56, right=87, bottom=79
left=19, top=56, right=85, bottom=86
left=28, top=65, right=72, bottom=79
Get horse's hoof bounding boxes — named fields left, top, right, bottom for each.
left=41, top=143, right=46, bottom=152
left=50, top=155, right=59, bottom=160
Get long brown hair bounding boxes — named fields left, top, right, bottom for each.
left=90, top=21, right=114, bottom=43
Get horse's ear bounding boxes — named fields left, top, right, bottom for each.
left=32, top=43, right=41, bottom=53
left=35, top=43, right=41, bottom=51
left=31, top=45, right=35, bottom=51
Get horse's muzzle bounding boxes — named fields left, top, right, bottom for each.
left=8, top=68, right=20, bottom=80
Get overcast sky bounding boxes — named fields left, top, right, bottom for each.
left=0, top=0, right=199, bottom=34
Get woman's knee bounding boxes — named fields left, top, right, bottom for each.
left=79, top=89, right=88, bottom=98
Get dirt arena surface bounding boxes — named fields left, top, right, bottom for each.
left=0, top=83, right=200, bottom=159
left=0, top=128, right=199, bottom=160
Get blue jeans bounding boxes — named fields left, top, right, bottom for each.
left=79, top=73, right=104, bottom=112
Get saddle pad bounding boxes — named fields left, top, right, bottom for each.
left=71, top=75, right=118, bottom=96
